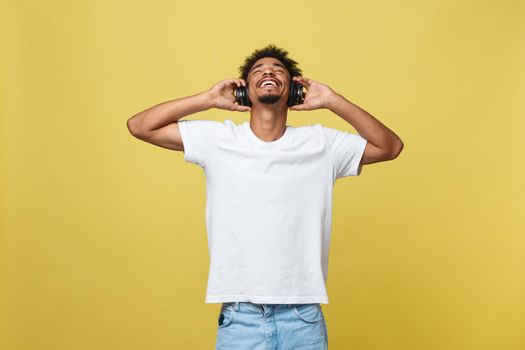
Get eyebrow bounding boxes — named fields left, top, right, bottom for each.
left=249, top=62, right=287, bottom=74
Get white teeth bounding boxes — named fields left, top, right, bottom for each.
left=261, top=79, right=277, bottom=87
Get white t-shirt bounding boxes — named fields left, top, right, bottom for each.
left=177, top=119, right=367, bottom=304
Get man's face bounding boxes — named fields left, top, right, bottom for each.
left=246, top=57, right=291, bottom=106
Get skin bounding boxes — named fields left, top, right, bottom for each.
left=246, top=57, right=294, bottom=142
left=208, top=56, right=404, bottom=162
left=127, top=56, right=404, bottom=164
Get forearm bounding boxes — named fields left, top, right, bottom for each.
left=327, top=93, right=403, bottom=154
left=127, top=90, right=214, bottom=133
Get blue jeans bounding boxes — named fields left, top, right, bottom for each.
left=215, top=302, right=328, bottom=350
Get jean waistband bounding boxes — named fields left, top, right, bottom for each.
left=228, top=302, right=308, bottom=312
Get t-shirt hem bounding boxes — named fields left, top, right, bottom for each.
left=205, top=294, right=329, bottom=304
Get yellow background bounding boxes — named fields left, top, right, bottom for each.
left=2, top=0, right=524, bottom=349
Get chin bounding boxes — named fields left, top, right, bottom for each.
left=257, top=93, right=282, bottom=104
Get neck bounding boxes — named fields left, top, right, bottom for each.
left=248, top=104, right=288, bottom=142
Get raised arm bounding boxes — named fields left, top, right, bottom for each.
left=126, top=79, right=250, bottom=151
left=325, top=93, right=403, bottom=164
left=291, top=76, right=404, bottom=165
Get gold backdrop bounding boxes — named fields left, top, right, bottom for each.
left=2, top=0, right=524, bottom=349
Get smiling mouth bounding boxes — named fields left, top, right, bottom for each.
left=259, top=84, right=279, bottom=92
left=259, top=79, right=280, bottom=88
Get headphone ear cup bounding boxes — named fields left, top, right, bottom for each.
left=236, top=85, right=252, bottom=107
left=288, top=81, right=304, bottom=107
left=287, top=81, right=295, bottom=107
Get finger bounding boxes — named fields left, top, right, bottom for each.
left=294, top=78, right=310, bottom=88
left=227, top=79, right=240, bottom=88
left=290, top=104, right=308, bottom=111
left=300, top=77, right=314, bottom=85
left=232, top=104, right=251, bottom=112
left=293, top=76, right=312, bottom=88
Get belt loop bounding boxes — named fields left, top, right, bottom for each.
left=234, top=302, right=240, bottom=311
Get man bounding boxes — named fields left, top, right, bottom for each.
left=127, top=44, right=403, bottom=350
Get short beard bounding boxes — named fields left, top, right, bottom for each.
left=258, top=93, right=281, bottom=104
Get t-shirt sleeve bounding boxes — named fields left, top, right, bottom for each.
left=177, top=119, right=227, bottom=168
left=320, top=125, right=368, bottom=179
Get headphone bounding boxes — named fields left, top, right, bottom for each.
left=235, top=80, right=305, bottom=107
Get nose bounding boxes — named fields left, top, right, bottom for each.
left=262, top=67, right=275, bottom=76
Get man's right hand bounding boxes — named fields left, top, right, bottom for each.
left=207, top=79, right=251, bottom=112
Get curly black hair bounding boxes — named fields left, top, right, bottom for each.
left=238, top=44, right=302, bottom=81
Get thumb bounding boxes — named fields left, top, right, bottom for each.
left=290, top=104, right=307, bottom=111
left=232, top=104, right=251, bottom=112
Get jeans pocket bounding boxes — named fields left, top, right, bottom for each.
left=218, top=302, right=235, bottom=328
left=292, top=303, right=323, bottom=323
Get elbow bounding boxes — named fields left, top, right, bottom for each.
left=127, top=117, right=143, bottom=138
left=389, top=140, right=404, bottom=159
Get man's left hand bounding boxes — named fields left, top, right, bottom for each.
left=289, top=76, right=338, bottom=111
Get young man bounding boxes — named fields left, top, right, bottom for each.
left=127, top=44, right=403, bottom=350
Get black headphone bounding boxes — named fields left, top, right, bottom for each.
left=235, top=80, right=305, bottom=107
